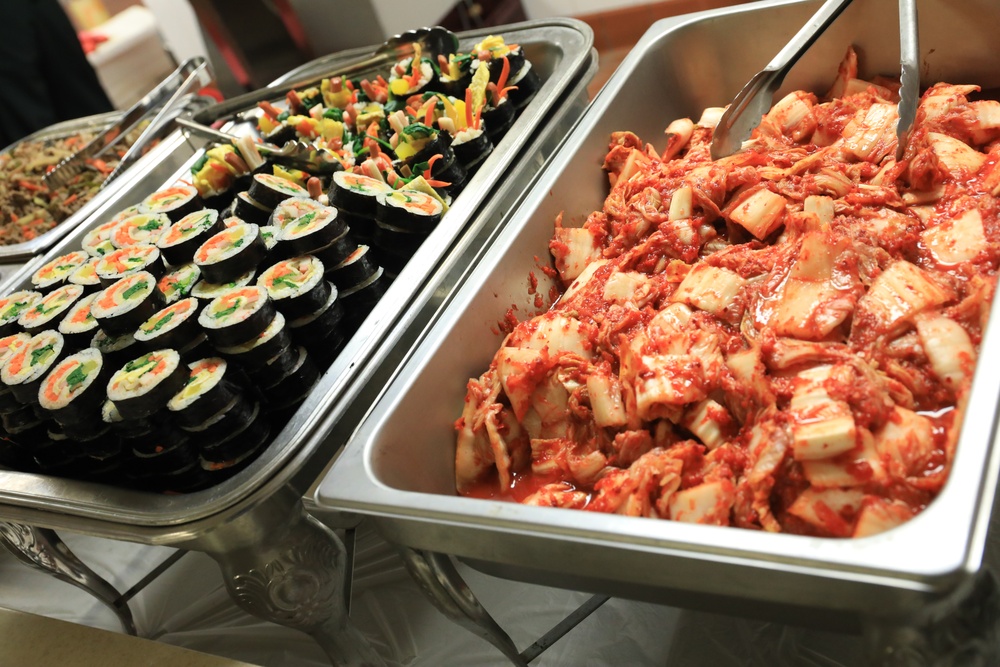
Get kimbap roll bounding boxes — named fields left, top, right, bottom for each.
left=91, top=330, right=139, bottom=373
left=82, top=219, right=122, bottom=258
left=31, top=251, right=89, bottom=292
left=57, top=292, right=101, bottom=350
left=259, top=345, right=319, bottom=403
left=481, top=97, right=516, bottom=142
left=17, top=284, right=84, bottom=334
left=194, top=223, right=267, bottom=284
left=1, top=329, right=67, bottom=405
left=142, top=185, right=203, bottom=222
left=340, top=266, right=389, bottom=316
left=37, top=347, right=107, bottom=427
left=130, top=426, right=197, bottom=479
left=110, top=213, right=170, bottom=248
left=269, top=196, right=325, bottom=229
left=91, top=271, right=166, bottom=336
left=189, top=269, right=256, bottom=302
left=199, top=400, right=271, bottom=466
left=256, top=256, right=330, bottom=318
left=328, top=246, right=377, bottom=291
left=231, top=191, right=272, bottom=226
left=179, top=393, right=257, bottom=444
left=450, top=125, right=493, bottom=174
left=102, top=399, right=160, bottom=439
left=0, top=291, right=41, bottom=337
left=67, top=257, right=103, bottom=293
left=312, top=225, right=357, bottom=268
left=106, top=349, right=188, bottom=419
left=198, top=285, right=276, bottom=347
left=248, top=174, right=309, bottom=209
left=375, top=190, right=443, bottom=233
left=215, top=311, right=291, bottom=368
left=275, top=207, right=345, bottom=256
left=157, top=263, right=201, bottom=304
left=166, top=357, right=242, bottom=428
left=327, top=172, right=393, bottom=219
left=507, top=60, right=541, bottom=109
left=95, top=244, right=164, bottom=286
left=133, top=297, right=201, bottom=351
left=156, top=209, right=224, bottom=266
left=287, top=285, right=344, bottom=348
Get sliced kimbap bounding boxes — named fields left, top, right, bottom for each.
left=130, top=426, right=198, bottom=479
left=387, top=54, right=435, bottom=98
left=91, top=271, right=166, bottom=336
left=312, top=225, right=357, bottom=268
left=340, top=266, right=389, bottom=317
left=259, top=345, right=319, bottom=403
left=67, top=257, right=103, bottom=293
left=269, top=196, right=325, bottom=229
left=232, top=191, right=272, bottom=226
left=38, top=347, right=106, bottom=427
left=198, top=285, right=276, bottom=347
left=102, top=399, right=162, bottom=439
left=248, top=174, right=309, bottom=209
left=178, top=332, right=212, bottom=362
left=57, top=292, right=101, bottom=350
left=95, top=244, right=163, bottom=286
left=0, top=291, right=41, bottom=337
left=17, top=284, right=84, bottom=335
left=328, top=172, right=393, bottom=219
left=91, top=330, right=139, bottom=373
left=31, top=251, right=89, bottom=292
left=287, top=285, right=344, bottom=349
left=82, top=219, right=122, bottom=258
left=450, top=125, right=493, bottom=173
left=156, top=209, right=223, bottom=266
left=1, top=329, right=66, bottom=404
left=482, top=97, right=516, bottom=142
left=215, top=311, right=291, bottom=368
left=375, top=189, right=443, bottom=233
left=328, top=245, right=378, bottom=291
left=507, top=60, right=541, bottom=109
left=157, top=263, right=201, bottom=304
left=166, top=357, right=242, bottom=428
left=194, top=223, right=267, bottom=284
left=106, top=349, right=188, bottom=420
left=110, top=213, right=170, bottom=248
left=133, top=297, right=201, bottom=351
left=179, top=393, right=257, bottom=444
left=199, top=400, right=271, bottom=465
left=257, top=256, right=331, bottom=319
left=189, top=269, right=255, bottom=302
left=275, top=207, right=345, bottom=256
left=142, top=184, right=203, bottom=222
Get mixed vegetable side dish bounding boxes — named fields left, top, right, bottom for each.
left=456, top=48, right=1000, bottom=538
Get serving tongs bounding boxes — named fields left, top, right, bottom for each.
left=174, top=117, right=325, bottom=172
left=710, top=0, right=920, bottom=161
left=43, top=57, right=210, bottom=188
left=178, top=26, right=458, bottom=145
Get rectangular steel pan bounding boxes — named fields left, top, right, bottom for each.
left=0, top=19, right=595, bottom=537
left=315, top=0, right=1000, bottom=627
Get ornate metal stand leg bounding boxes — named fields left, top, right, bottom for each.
left=0, top=521, right=136, bottom=635
left=192, top=487, right=384, bottom=667
left=400, top=547, right=527, bottom=667
left=864, top=570, right=1000, bottom=666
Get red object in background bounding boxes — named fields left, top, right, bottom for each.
left=77, top=30, right=108, bottom=54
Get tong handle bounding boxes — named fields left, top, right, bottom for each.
left=895, top=0, right=920, bottom=160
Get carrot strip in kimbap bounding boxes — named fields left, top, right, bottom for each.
left=38, top=347, right=106, bottom=426
left=31, top=250, right=89, bottom=292
left=18, top=284, right=84, bottom=334
left=0, top=291, right=41, bottom=336
left=1, top=329, right=67, bottom=404
left=275, top=207, right=345, bottom=256
left=215, top=311, right=291, bottom=368
left=167, top=357, right=243, bottom=429
left=134, top=297, right=200, bottom=351
left=198, top=284, right=276, bottom=347
left=194, top=222, right=267, bottom=284
left=157, top=263, right=201, bottom=304
left=248, top=174, right=309, bottom=209
left=106, top=349, right=188, bottom=419
left=142, top=184, right=203, bottom=222
left=91, top=271, right=166, bottom=336
left=157, top=209, right=223, bottom=266
left=231, top=191, right=272, bottom=226
left=57, top=292, right=101, bottom=350
left=95, top=244, right=163, bottom=286
left=67, top=257, right=102, bottom=293
left=110, top=213, right=170, bottom=249
left=269, top=196, right=325, bottom=229
left=257, top=256, right=331, bottom=318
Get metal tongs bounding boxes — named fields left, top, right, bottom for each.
left=710, top=0, right=920, bottom=161
left=43, top=57, right=211, bottom=188
left=174, top=117, right=323, bottom=171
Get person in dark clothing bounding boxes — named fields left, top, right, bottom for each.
left=0, top=0, right=114, bottom=148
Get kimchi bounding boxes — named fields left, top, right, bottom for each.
left=454, top=48, right=1000, bottom=538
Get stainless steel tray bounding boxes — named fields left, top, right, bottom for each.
left=315, top=0, right=1000, bottom=627
left=0, top=19, right=595, bottom=538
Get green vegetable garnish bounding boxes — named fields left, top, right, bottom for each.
left=122, top=280, right=148, bottom=300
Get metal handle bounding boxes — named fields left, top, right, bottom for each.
left=895, top=0, right=920, bottom=160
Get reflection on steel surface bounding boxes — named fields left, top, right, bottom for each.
left=0, top=522, right=136, bottom=635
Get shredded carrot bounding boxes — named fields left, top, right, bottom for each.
left=424, top=99, right=436, bottom=126
left=425, top=178, right=451, bottom=188
left=473, top=99, right=483, bottom=130
left=497, top=56, right=511, bottom=92
left=18, top=180, right=45, bottom=192
left=424, top=154, right=444, bottom=179
left=258, top=101, right=281, bottom=120
left=63, top=193, right=78, bottom=206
